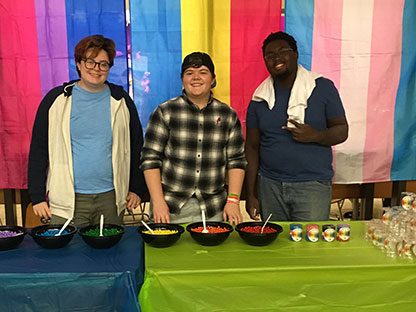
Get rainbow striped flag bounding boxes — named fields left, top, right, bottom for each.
left=286, top=0, right=416, bottom=183
left=0, top=0, right=128, bottom=188
left=129, top=0, right=282, bottom=129
left=0, top=0, right=282, bottom=189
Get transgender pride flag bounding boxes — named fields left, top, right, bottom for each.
left=286, top=0, right=416, bottom=184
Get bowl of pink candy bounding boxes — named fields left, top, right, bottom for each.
left=0, top=226, right=27, bottom=251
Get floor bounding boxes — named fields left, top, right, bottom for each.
left=0, top=198, right=385, bottom=227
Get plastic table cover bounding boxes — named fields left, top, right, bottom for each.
left=0, top=226, right=144, bottom=312
left=139, top=221, right=416, bottom=312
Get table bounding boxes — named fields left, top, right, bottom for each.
left=0, top=227, right=144, bottom=312
left=139, top=222, right=416, bottom=311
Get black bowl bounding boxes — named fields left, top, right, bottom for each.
left=0, top=226, right=27, bottom=251
left=137, top=223, right=184, bottom=248
left=79, top=224, right=126, bottom=249
left=235, top=222, right=283, bottom=246
left=186, top=221, right=233, bottom=246
left=30, top=224, right=77, bottom=249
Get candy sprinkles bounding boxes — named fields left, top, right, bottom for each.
left=83, top=228, right=123, bottom=237
left=37, top=229, right=69, bottom=236
left=0, top=230, right=24, bottom=238
left=191, top=226, right=229, bottom=233
left=240, top=226, right=277, bottom=234
left=142, top=229, right=178, bottom=235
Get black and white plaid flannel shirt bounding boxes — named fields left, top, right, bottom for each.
left=140, top=92, right=246, bottom=217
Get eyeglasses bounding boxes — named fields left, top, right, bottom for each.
left=82, top=58, right=111, bottom=72
left=264, top=48, right=293, bottom=61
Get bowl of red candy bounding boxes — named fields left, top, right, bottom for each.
left=235, top=222, right=283, bottom=246
left=186, top=221, right=233, bottom=246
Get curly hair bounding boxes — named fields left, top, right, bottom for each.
left=74, top=35, right=116, bottom=76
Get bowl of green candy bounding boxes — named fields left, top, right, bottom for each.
left=78, top=224, right=126, bottom=249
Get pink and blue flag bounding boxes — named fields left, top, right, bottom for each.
left=286, top=0, right=416, bottom=183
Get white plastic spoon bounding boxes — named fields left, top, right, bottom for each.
left=55, top=218, right=72, bottom=236
left=99, top=214, right=104, bottom=237
left=201, top=210, right=209, bottom=233
left=261, top=213, right=273, bottom=234
left=141, top=220, right=155, bottom=234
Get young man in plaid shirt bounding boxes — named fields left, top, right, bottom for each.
left=140, top=52, right=246, bottom=225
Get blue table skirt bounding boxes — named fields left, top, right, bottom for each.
left=0, top=227, right=144, bottom=312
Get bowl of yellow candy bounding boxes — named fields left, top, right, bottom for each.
left=137, top=223, right=184, bottom=248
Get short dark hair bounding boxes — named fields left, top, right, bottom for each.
left=262, top=31, right=298, bottom=56
left=181, top=52, right=215, bottom=78
left=74, top=35, right=116, bottom=76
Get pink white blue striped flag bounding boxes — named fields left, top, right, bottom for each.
left=286, top=0, right=416, bottom=183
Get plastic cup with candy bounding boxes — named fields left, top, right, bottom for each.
left=402, top=235, right=415, bottom=260
left=384, top=233, right=401, bottom=257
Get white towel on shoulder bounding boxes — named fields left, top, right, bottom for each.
left=251, top=64, right=322, bottom=127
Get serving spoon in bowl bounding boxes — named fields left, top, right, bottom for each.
left=201, top=210, right=209, bottom=233
left=99, top=214, right=104, bottom=237
left=141, top=220, right=155, bottom=234
left=55, top=218, right=72, bottom=236
left=261, top=213, right=273, bottom=234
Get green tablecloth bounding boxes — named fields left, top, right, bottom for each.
left=138, top=221, right=416, bottom=311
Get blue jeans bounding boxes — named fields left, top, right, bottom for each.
left=258, top=175, right=332, bottom=221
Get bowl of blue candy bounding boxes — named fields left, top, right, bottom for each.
left=0, top=226, right=27, bottom=251
left=30, top=224, right=77, bottom=249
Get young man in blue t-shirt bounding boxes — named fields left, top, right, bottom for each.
left=245, top=31, right=348, bottom=222
left=28, top=35, right=147, bottom=227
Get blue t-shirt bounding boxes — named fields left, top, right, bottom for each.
left=246, top=77, right=345, bottom=182
left=70, top=84, right=114, bottom=193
